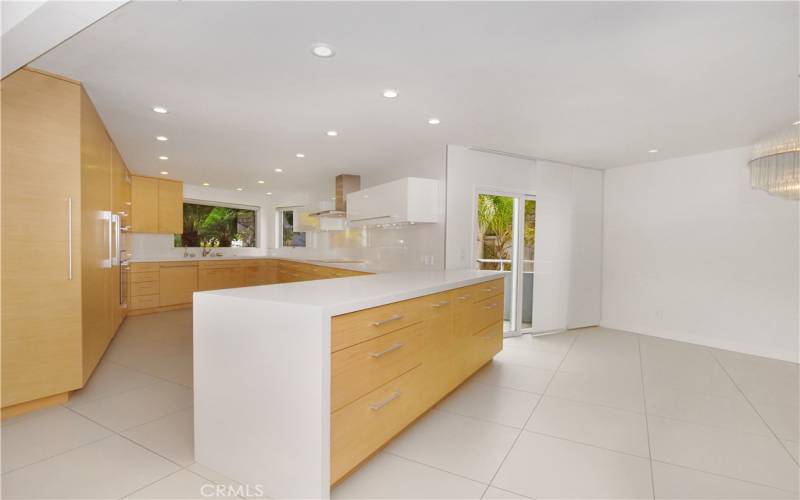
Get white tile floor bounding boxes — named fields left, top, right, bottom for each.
left=2, top=309, right=798, bottom=499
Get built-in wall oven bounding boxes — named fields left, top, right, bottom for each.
left=112, top=212, right=130, bottom=309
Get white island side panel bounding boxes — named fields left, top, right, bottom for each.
left=193, top=293, right=331, bottom=499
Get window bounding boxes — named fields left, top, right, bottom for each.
left=278, top=208, right=306, bottom=247
left=173, top=201, right=257, bottom=248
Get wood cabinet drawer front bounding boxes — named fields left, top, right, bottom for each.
left=453, top=294, right=503, bottom=337
left=132, top=280, right=159, bottom=297
left=131, top=271, right=159, bottom=283
left=331, top=365, right=427, bottom=484
left=131, top=294, right=159, bottom=310
left=332, top=322, right=427, bottom=412
left=130, top=263, right=159, bottom=273
left=332, top=298, right=428, bottom=352
left=452, top=278, right=504, bottom=309
left=465, top=321, right=503, bottom=373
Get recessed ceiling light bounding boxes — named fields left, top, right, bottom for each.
left=794, top=120, right=800, bottom=126
left=266, top=192, right=272, bottom=196
left=382, top=89, right=398, bottom=98
left=274, top=168, right=283, bottom=173
left=159, top=171, right=169, bottom=175
left=236, top=188, right=243, bottom=191
left=311, top=44, right=335, bottom=58
left=257, top=180, right=265, bottom=184
left=156, top=136, right=168, bottom=141
left=152, top=106, right=168, bottom=114
left=202, top=182, right=210, bottom=186
left=159, top=155, right=169, bottom=160
left=326, top=130, right=338, bottom=137
left=427, top=118, right=441, bottom=125
left=296, top=153, right=305, bottom=158
left=648, top=149, right=659, bottom=153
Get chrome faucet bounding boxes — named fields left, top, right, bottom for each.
left=202, top=246, right=213, bottom=257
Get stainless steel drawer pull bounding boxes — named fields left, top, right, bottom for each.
left=483, top=287, right=496, bottom=292
left=483, top=303, right=498, bottom=310
left=370, top=342, right=404, bottom=358
left=371, top=314, right=403, bottom=327
left=457, top=295, right=470, bottom=301
left=369, top=390, right=402, bottom=411
left=431, top=300, right=449, bottom=308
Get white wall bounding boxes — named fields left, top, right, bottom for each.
left=602, top=146, right=799, bottom=362
left=445, top=145, right=604, bottom=332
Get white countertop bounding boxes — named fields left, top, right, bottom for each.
left=197, top=269, right=502, bottom=316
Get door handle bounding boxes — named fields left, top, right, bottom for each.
left=67, top=197, right=73, bottom=280
left=431, top=300, right=449, bottom=308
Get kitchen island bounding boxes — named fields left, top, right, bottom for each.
left=193, top=269, right=504, bottom=499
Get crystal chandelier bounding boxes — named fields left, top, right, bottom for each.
left=749, top=127, right=800, bottom=200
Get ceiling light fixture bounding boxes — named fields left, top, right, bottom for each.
left=648, top=149, right=659, bottom=153
left=274, top=168, right=283, bottom=172
left=152, top=106, right=168, bottom=114
left=794, top=121, right=800, bottom=126
left=202, top=182, right=210, bottom=186
left=326, top=130, right=338, bottom=137
left=159, top=155, right=169, bottom=160
left=236, top=188, right=243, bottom=191
left=156, top=136, right=168, bottom=141
left=266, top=192, right=272, bottom=196
left=258, top=180, right=265, bottom=184
left=382, top=89, right=398, bottom=98
left=311, top=44, right=335, bottom=58
left=427, top=118, right=441, bottom=125
left=159, top=171, right=169, bottom=175
left=749, top=127, right=799, bottom=200
left=296, top=153, right=305, bottom=158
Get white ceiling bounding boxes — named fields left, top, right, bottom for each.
left=31, top=1, right=798, bottom=193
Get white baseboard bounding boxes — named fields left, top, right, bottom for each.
left=599, top=321, right=799, bottom=363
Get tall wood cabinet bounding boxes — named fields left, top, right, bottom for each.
left=1, top=68, right=131, bottom=415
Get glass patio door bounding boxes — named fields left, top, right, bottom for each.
left=475, top=192, right=535, bottom=337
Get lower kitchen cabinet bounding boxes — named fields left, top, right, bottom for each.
left=159, top=263, right=198, bottom=306
left=199, top=266, right=245, bottom=291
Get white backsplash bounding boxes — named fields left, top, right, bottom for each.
left=129, top=233, right=269, bottom=259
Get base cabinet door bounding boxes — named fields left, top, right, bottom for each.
left=159, top=265, right=198, bottom=306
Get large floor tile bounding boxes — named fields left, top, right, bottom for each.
left=185, top=463, right=253, bottom=495
left=481, top=486, right=530, bottom=499
left=492, top=432, right=652, bottom=499
left=645, top=384, right=772, bottom=436
left=546, top=369, right=645, bottom=412
left=713, top=349, right=799, bottom=408
left=65, top=360, right=163, bottom=408
left=123, top=407, right=195, bottom=466
left=126, top=469, right=227, bottom=499
left=557, top=343, right=642, bottom=378
left=526, top=395, right=650, bottom=457
left=756, top=402, right=800, bottom=442
left=437, top=379, right=540, bottom=428
left=69, top=380, right=193, bottom=431
left=492, top=345, right=565, bottom=370
left=1, top=435, right=179, bottom=499
left=502, top=331, right=576, bottom=354
left=470, top=360, right=554, bottom=394
left=782, top=440, right=799, bottom=464
left=0, top=406, right=112, bottom=473
left=648, top=415, right=799, bottom=492
left=652, top=461, right=796, bottom=499
left=385, top=409, right=519, bottom=484
left=642, top=354, right=740, bottom=399
left=333, top=452, right=486, bottom=499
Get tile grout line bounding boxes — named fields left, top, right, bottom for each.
left=709, top=350, right=800, bottom=468
left=478, top=330, right=580, bottom=498
left=0, top=433, right=114, bottom=476
left=118, top=467, right=186, bottom=499
left=650, top=458, right=800, bottom=494
left=636, top=335, right=657, bottom=500
left=380, top=449, right=492, bottom=488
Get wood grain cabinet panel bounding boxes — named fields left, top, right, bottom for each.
left=199, top=267, right=245, bottom=291
left=131, top=176, right=159, bottom=233
left=159, top=265, right=198, bottom=306
left=157, top=180, right=183, bottom=234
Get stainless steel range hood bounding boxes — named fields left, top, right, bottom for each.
left=309, top=174, right=360, bottom=217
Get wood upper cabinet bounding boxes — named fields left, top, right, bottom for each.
left=159, top=263, right=198, bottom=306
left=158, top=180, right=183, bottom=234
left=131, top=176, right=158, bottom=233
left=131, top=175, right=183, bottom=234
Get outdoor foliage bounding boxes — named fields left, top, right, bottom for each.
left=476, top=195, right=535, bottom=271
left=173, top=203, right=256, bottom=247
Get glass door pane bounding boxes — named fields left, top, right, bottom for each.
left=521, top=198, right=536, bottom=330
left=476, top=194, right=517, bottom=334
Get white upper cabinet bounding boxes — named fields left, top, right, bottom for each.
left=346, top=177, right=439, bottom=227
